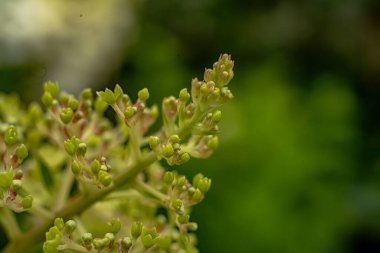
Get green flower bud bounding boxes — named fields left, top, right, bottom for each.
left=124, top=106, right=135, bottom=118
left=212, top=110, right=222, bottom=123
left=107, top=218, right=121, bottom=234
left=77, top=143, right=87, bottom=156
left=197, top=177, right=211, bottom=193
left=22, top=195, right=33, bottom=209
left=157, top=234, right=171, bottom=250
left=71, top=160, right=81, bottom=175
left=68, top=98, right=79, bottom=111
left=5, top=125, right=18, bottom=146
left=141, top=234, right=155, bottom=249
left=11, top=179, right=22, bottom=192
left=100, top=165, right=108, bottom=171
left=180, top=152, right=190, bottom=163
left=170, top=134, right=180, bottom=144
left=44, top=81, right=59, bottom=97
left=0, top=168, right=13, bottom=188
left=149, top=136, right=160, bottom=149
left=82, top=233, right=93, bottom=244
left=94, top=97, right=108, bottom=115
left=91, top=159, right=101, bottom=174
left=98, top=170, right=112, bottom=187
left=114, top=84, right=124, bottom=100
left=43, top=243, right=58, bottom=253
left=171, top=199, right=184, bottom=214
left=192, top=173, right=204, bottom=187
left=60, top=108, right=73, bottom=124
left=131, top=221, right=143, bottom=239
left=120, top=237, right=132, bottom=250
left=54, top=218, right=65, bottom=230
left=178, top=214, right=190, bottom=224
left=138, top=88, right=150, bottom=101
left=188, top=222, right=198, bottom=231
left=81, top=88, right=93, bottom=100
left=97, top=88, right=116, bottom=104
left=192, top=189, right=202, bottom=202
left=64, top=220, right=76, bottom=234
left=176, top=176, right=186, bottom=187
left=28, top=103, right=43, bottom=121
left=93, top=238, right=108, bottom=249
left=59, top=92, right=70, bottom=104
left=207, top=136, right=219, bottom=150
left=163, top=171, right=175, bottom=185
left=104, top=233, right=115, bottom=244
left=15, top=144, right=28, bottom=161
left=161, top=143, right=174, bottom=158
left=179, top=88, right=190, bottom=102
left=41, top=91, right=54, bottom=108
left=64, top=139, right=77, bottom=156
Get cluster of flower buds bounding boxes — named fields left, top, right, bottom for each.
left=149, top=134, right=190, bottom=165
left=0, top=125, right=33, bottom=211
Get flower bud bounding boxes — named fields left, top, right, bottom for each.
left=22, top=195, right=33, bottom=209
left=124, top=106, right=135, bottom=118
left=171, top=199, right=184, bottom=214
left=141, top=234, right=154, bottom=248
left=41, top=92, right=54, bottom=108
left=188, top=222, right=198, bottom=231
left=161, top=143, right=174, bottom=158
left=16, top=144, right=28, bottom=161
left=192, top=173, right=204, bottom=187
left=93, top=238, right=108, bottom=249
left=157, top=234, right=171, bottom=250
left=192, top=189, right=202, bottom=202
left=60, top=108, right=74, bottom=124
left=11, top=179, right=22, bottom=192
left=5, top=125, right=18, bottom=146
left=179, top=88, right=190, bottom=102
left=149, top=136, right=160, bottom=149
left=71, top=160, right=81, bottom=175
left=120, top=237, right=132, bottom=250
left=212, top=110, right=222, bottom=123
left=108, top=218, right=121, bottom=234
left=82, top=233, right=93, bottom=244
left=94, top=97, right=108, bottom=115
left=97, top=88, right=116, bottom=104
left=44, top=81, right=59, bottom=97
left=176, top=176, right=186, bottom=187
left=0, top=169, right=13, bottom=188
left=81, top=88, right=93, bottom=100
left=77, top=143, right=87, bottom=156
left=68, top=98, right=79, bottom=111
left=131, top=221, right=143, bottom=239
left=207, top=136, right=219, bottom=150
left=64, top=220, right=76, bottom=234
left=104, top=233, right=115, bottom=244
left=114, top=84, right=124, bottom=100
left=178, top=214, right=190, bottom=224
left=169, top=135, right=180, bottom=144
left=91, top=159, right=101, bottom=174
left=54, top=218, right=65, bottom=230
left=138, top=88, right=150, bottom=101
left=163, top=171, right=175, bottom=185
left=98, top=170, right=112, bottom=187
left=64, top=140, right=77, bottom=156
left=180, top=152, right=190, bottom=163
left=197, top=177, right=211, bottom=193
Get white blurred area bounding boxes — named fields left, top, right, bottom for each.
left=0, top=0, right=139, bottom=93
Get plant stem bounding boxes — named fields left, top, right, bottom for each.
left=0, top=208, right=22, bottom=240
left=54, top=162, right=74, bottom=210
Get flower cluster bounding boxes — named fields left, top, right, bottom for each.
left=0, top=54, right=234, bottom=253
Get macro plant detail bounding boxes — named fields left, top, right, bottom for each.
left=0, top=54, right=234, bottom=253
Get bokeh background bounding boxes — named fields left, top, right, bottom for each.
left=1, top=0, right=380, bottom=252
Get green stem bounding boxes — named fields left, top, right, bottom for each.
left=0, top=208, right=22, bottom=241
left=54, top=162, right=74, bottom=211
left=134, top=180, right=169, bottom=203
left=29, top=205, right=54, bottom=220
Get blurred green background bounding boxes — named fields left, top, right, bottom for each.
left=1, top=0, right=380, bottom=252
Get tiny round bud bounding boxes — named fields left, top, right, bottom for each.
left=0, top=170, right=13, bottom=188
left=180, top=152, right=190, bottom=163
left=11, top=179, right=22, bottom=192
left=41, top=92, right=53, bottom=108
left=120, top=237, right=132, bottom=250
left=68, top=98, right=79, bottom=110
left=163, top=171, right=175, bottom=185
left=176, top=176, right=186, bottom=187
left=98, top=170, right=112, bottom=187
left=64, top=220, right=77, bottom=234
left=171, top=199, right=184, bottom=214
left=71, top=160, right=81, bottom=175
left=60, top=108, right=74, bottom=124
left=114, top=84, right=124, bottom=100
left=138, top=88, right=150, bottom=101
left=178, top=214, right=190, bottom=224
left=94, top=98, right=108, bottom=115
left=54, top=218, right=65, bottom=230
left=97, top=88, right=116, bottom=104
left=161, top=144, right=174, bottom=158
left=198, top=177, right=211, bottom=193
left=200, top=83, right=208, bottom=94
left=77, top=143, right=87, bottom=156
left=141, top=234, right=155, bottom=249
left=192, top=173, right=204, bottom=187
left=212, top=110, right=222, bottom=123
left=64, top=140, right=77, bottom=156
left=15, top=144, right=28, bottom=161
left=124, top=106, right=135, bottom=118
left=131, top=221, right=143, bottom=239
left=22, top=195, right=33, bottom=209
left=169, top=135, right=180, bottom=144
left=4, top=125, right=18, bottom=146
left=179, top=88, right=190, bottom=102
left=82, top=233, right=93, bottom=244
left=108, top=218, right=121, bottom=234
left=188, top=222, right=198, bottom=231
left=192, top=189, right=202, bottom=202
left=44, top=81, right=59, bottom=97
left=81, top=88, right=93, bottom=100
left=149, top=136, right=160, bottom=149
left=207, top=136, right=219, bottom=150
left=104, top=233, right=115, bottom=244
left=91, top=159, right=101, bottom=174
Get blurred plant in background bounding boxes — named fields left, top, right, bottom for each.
left=1, top=0, right=380, bottom=252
